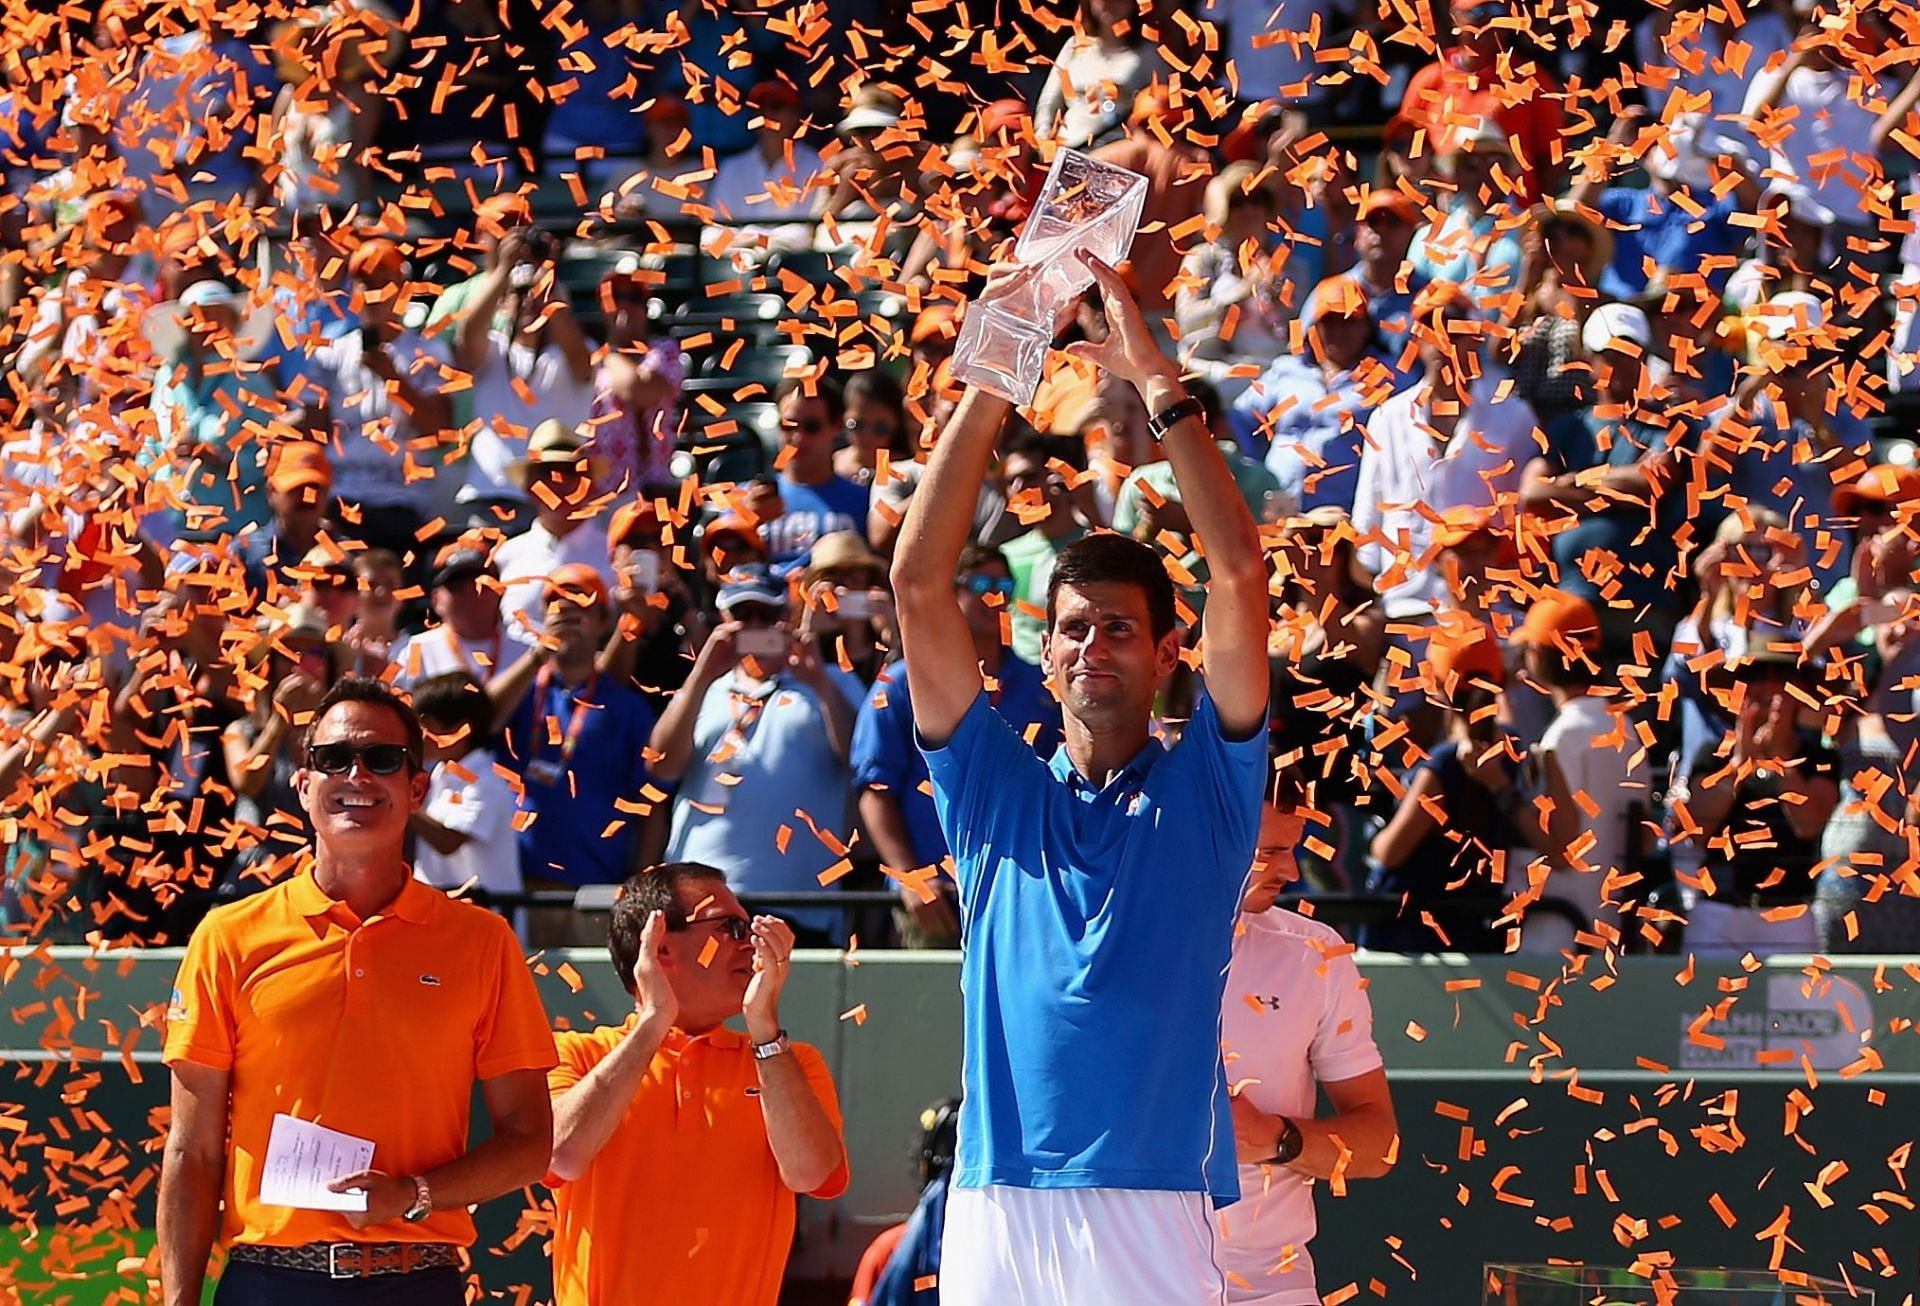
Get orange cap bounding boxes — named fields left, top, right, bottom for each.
left=1831, top=464, right=1920, bottom=517
left=1304, top=276, right=1370, bottom=326
left=474, top=192, right=533, bottom=237
left=1515, top=591, right=1602, bottom=654
left=1357, top=188, right=1418, bottom=225
left=346, top=238, right=405, bottom=284
left=912, top=304, right=960, bottom=346
left=269, top=443, right=333, bottom=495
left=1413, top=279, right=1474, bottom=323
left=1427, top=618, right=1505, bottom=697
left=609, top=499, right=663, bottom=551
left=700, top=515, right=765, bottom=558
left=544, top=563, right=610, bottom=612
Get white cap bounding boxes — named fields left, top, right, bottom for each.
left=1582, top=302, right=1653, bottom=355
left=1754, top=290, right=1827, bottom=341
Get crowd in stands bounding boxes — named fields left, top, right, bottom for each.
left=3, top=0, right=1920, bottom=960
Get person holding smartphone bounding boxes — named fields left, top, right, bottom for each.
left=650, top=564, right=865, bottom=946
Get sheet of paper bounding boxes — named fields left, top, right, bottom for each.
left=258, top=1113, right=375, bottom=1212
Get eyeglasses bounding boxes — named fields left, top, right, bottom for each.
left=961, top=574, right=1016, bottom=597
left=675, top=913, right=752, bottom=941
left=306, top=742, right=413, bottom=775
left=848, top=418, right=897, bottom=438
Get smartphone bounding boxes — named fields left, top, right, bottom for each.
left=837, top=589, right=873, bottom=619
left=625, top=550, right=661, bottom=594
left=735, top=628, right=790, bottom=659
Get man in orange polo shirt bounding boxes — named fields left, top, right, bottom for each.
left=546, top=860, right=850, bottom=1305
left=158, top=676, right=557, bottom=1305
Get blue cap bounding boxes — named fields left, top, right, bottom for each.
left=716, top=563, right=788, bottom=612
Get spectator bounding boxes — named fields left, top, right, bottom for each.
left=1338, top=188, right=1428, bottom=357
left=835, top=369, right=914, bottom=490
left=998, top=433, right=1095, bottom=666
left=853, top=544, right=1059, bottom=947
left=1217, top=799, right=1396, bottom=1302
left=239, top=444, right=334, bottom=601
left=139, top=279, right=280, bottom=543
left=492, top=565, right=659, bottom=946
left=1512, top=592, right=1639, bottom=955
left=763, top=376, right=869, bottom=576
left=409, top=671, right=521, bottom=903
left=1716, top=293, right=1873, bottom=593
left=822, top=84, right=916, bottom=224
left=1266, top=507, right=1385, bottom=880
left=589, top=258, right=686, bottom=505
left=545, top=862, right=848, bottom=1306
left=1353, top=282, right=1538, bottom=624
left=1635, top=2, right=1792, bottom=125
left=850, top=1098, right=960, bottom=1306
left=221, top=602, right=336, bottom=893
left=602, top=500, right=708, bottom=710
left=654, top=0, right=780, bottom=159
left=1032, top=0, right=1173, bottom=150
left=1362, top=620, right=1556, bottom=952
left=1724, top=186, right=1836, bottom=313
left=266, top=206, right=358, bottom=390
left=1176, top=162, right=1287, bottom=396
left=1407, top=127, right=1527, bottom=311
left=1402, top=0, right=1566, bottom=203
left=496, top=420, right=617, bottom=644
left=1244, top=277, right=1407, bottom=513
left=698, top=514, right=771, bottom=591
left=425, top=192, right=535, bottom=342
left=542, top=0, right=648, bottom=187
left=263, top=2, right=399, bottom=211
left=798, top=532, right=897, bottom=687
left=391, top=541, right=527, bottom=688
left=1569, top=109, right=1757, bottom=302
left=455, top=228, right=596, bottom=523
left=1113, top=381, right=1281, bottom=545
left=1091, top=87, right=1213, bottom=321
left=1521, top=303, right=1693, bottom=654
left=1670, top=647, right=1840, bottom=956
left=652, top=564, right=863, bottom=945
left=339, top=548, right=405, bottom=677
left=15, top=191, right=157, bottom=412
left=306, top=238, right=454, bottom=560
left=706, top=79, right=827, bottom=227
left=1508, top=199, right=1614, bottom=424
left=605, top=96, right=696, bottom=219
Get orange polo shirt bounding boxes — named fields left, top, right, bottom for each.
left=163, top=869, right=557, bottom=1248
left=547, top=1017, right=850, bottom=1306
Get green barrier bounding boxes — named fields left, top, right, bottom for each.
left=6, top=947, right=1919, bottom=1300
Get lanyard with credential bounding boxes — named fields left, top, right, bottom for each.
left=531, top=666, right=598, bottom=778
left=445, top=624, right=502, bottom=677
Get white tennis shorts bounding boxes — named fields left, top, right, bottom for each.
left=939, top=1185, right=1228, bottom=1306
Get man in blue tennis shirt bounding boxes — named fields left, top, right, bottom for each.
left=891, top=252, right=1272, bottom=1304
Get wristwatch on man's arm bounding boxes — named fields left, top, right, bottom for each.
left=1263, top=1116, right=1304, bottom=1167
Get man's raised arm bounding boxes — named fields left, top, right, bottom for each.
left=1065, top=252, right=1271, bottom=738
left=890, top=381, right=1011, bottom=747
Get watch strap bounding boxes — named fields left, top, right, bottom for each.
left=751, top=1029, right=792, bottom=1061
left=1146, top=396, right=1204, bottom=442
left=1265, top=1116, right=1304, bottom=1167
left=403, top=1174, right=432, bottom=1222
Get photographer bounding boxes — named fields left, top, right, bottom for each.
left=455, top=227, right=595, bottom=529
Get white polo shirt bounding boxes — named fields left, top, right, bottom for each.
left=414, top=747, right=521, bottom=896
left=1351, top=375, right=1539, bottom=620
left=495, top=520, right=616, bottom=644
left=1216, top=908, right=1384, bottom=1305
left=389, top=624, right=529, bottom=688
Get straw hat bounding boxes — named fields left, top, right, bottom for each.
left=509, top=419, right=608, bottom=489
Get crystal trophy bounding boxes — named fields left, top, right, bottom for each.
left=950, top=148, right=1149, bottom=405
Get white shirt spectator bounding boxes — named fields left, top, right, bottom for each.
left=1739, top=60, right=1889, bottom=226
left=496, top=519, right=615, bottom=644
left=465, top=331, right=596, bottom=503
left=1352, top=374, right=1538, bottom=619
left=1516, top=694, right=1645, bottom=954
left=414, top=746, right=521, bottom=895
left=390, top=625, right=528, bottom=687
left=707, top=140, right=827, bottom=222
left=307, top=329, right=452, bottom=515
left=1216, top=907, right=1384, bottom=1305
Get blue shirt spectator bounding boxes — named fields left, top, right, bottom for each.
left=1597, top=187, right=1743, bottom=301
left=923, top=692, right=1266, bottom=1204
left=767, top=473, right=868, bottom=575
left=1236, top=348, right=1405, bottom=513
left=503, top=669, right=659, bottom=887
left=853, top=656, right=1059, bottom=871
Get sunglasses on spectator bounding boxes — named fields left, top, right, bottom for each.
left=848, top=417, right=897, bottom=438
left=674, top=912, right=752, bottom=940
left=962, top=574, right=1016, bottom=597
left=306, top=742, right=412, bottom=775
left=782, top=417, right=827, bottom=435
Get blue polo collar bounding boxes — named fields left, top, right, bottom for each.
left=1048, top=733, right=1165, bottom=798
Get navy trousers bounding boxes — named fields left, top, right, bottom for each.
left=213, top=1261, right=464, bottom=1305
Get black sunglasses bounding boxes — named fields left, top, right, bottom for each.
left=782, top=418, right=826, bottom=435
left=674, top=913, right=752, bottom=941
left=307, top=742, right=413, bottom=775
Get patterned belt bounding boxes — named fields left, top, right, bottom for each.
left=228, top=1241, right=462, bottom=1279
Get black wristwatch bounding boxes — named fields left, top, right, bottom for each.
left=1146, top=396, right=1205, bottom=442
left=1264, top=1116, right=1304, bottom=1167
